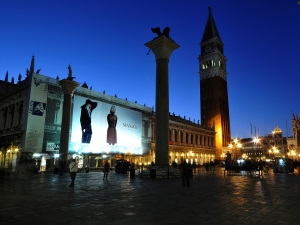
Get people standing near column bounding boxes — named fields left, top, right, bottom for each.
left=80, top=99, right=97, bottom=143
left=103, top=160, right=110, bottom=180
left=69, top=159, right=78, bottom=187
left=258, top=160, right=264, bottom=177
left=181, top=160, right=190, bottom=187
left=210, top=160, right=215, bottom=174
left=59, top=158, right=64, bottom=176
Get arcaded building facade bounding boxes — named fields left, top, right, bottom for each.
left=0, top=58, right=153, bottom=172
left=151, top=114, right=216, bottom=166
left=0, top=56, right=216, bottom=172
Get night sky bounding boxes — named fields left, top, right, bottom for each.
left=1, top=0, right=299, bottom=139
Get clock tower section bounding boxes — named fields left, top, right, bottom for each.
left=199, top=7, right=231, bottom=160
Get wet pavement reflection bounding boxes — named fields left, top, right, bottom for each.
left=0, top=167, right=300, bottom=225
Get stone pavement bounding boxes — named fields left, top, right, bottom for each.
left=0, top=167, right=300, bottom=225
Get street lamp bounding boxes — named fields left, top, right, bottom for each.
left=268, top=146, right=278, bottom=159
left=229, top=138, right=242, bottom=161
left=272, top=146, right=279, bottom=157
left=290, top=150, right=296, bottom=161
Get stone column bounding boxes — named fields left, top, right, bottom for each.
left=58, top=79, right=80, bottom=163
left=145, top=35, right=179, bottom=165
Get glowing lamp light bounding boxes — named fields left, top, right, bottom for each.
left=279, top=159, right=284, bottom=165
left=253, top=137, right=260, bottom=144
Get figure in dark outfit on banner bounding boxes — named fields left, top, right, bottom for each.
left=80, top=99, right=97, bottom=143
left=106, top=106, right=117, bottom=145
left=181, top=160, right=190, bottom=187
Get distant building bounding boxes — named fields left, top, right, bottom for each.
left=286, top=113, right=300, bottom=161
left=236, top=126, right=288, bottom=161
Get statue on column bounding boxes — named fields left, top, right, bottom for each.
left=67, top=64, right=75, bottom=81
left=151, top=27, right=171, bottom=39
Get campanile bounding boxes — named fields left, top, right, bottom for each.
left=199, top=7, right=231, bottom=160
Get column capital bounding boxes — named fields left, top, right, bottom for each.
left=145, top=36, right=179, bottom=59
left=58, top=79, right=80, bottom=95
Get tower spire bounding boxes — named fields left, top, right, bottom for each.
left=199, top=8, right=231, bottom=160
left=201, top=7, right=222, bottom=42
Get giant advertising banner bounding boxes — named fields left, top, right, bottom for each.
left=24, top=73, right=49, bottom=153
left=70, top=95, right=142, bottom=155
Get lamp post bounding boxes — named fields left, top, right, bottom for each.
left=272, top=146, right=279, bottom=158
left=290, top=150, right=296, bottom=161
left=229, top=139, right=242, bottom=161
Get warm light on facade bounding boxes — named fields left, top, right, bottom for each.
left=253, top=137, right=259, bottom=144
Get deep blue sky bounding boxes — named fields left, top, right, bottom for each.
left=1, top=0, right=299, bottom=139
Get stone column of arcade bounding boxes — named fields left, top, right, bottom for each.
left=145, top=28, right=179, bottom=166
left=58, top=79, right=80, bottom=170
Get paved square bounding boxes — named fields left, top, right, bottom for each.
left=0, top=167, right=300, bottom=225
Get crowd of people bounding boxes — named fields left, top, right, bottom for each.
left=64, top=157, right=300, bottom=188
left=114, top=160, right=130, bottom=174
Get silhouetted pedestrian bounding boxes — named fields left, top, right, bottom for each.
left=85, top=165, right=90, bottom=173
left=181, top=160, right=190, bottom=187
left=210, top=160, right=215, bottom=174
left=258, top=160, right=263, bottom=177
left=69, top=159, right=78, bottom=187
left=59, top=159, right=64, bottom=176
left=103, top=160, right=110, bottom=180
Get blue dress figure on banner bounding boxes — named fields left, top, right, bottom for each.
left=80, top=99, right=97, bottom=143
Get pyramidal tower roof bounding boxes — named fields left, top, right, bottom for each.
left=201, top=7, right=222, bottom=43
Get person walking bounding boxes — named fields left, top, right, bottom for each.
left=103, top=160, right=110, bottom=180
left=258, top=160, right=264, bottom=177
left=210, top=160, right=215, bottom=174
left=69, top=159, right=78, bottom=187
left=181, top=160, right=190, bottom=187
left=59, top=159, right=64, bottom=176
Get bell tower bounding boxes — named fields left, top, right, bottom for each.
left=199, top=7, right=231, bottom=160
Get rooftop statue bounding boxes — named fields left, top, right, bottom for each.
left=67, top=64, right=75, bottom=81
